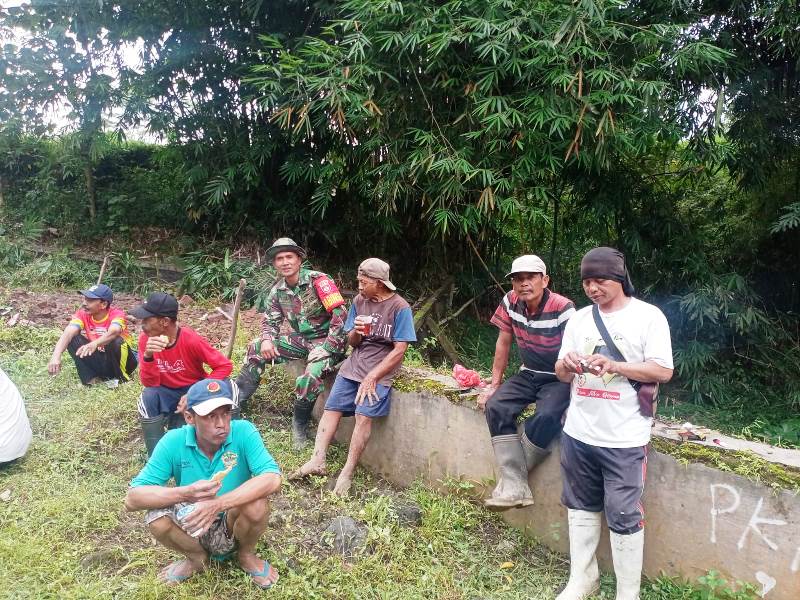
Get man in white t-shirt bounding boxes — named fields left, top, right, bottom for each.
left=554, top=247, right=673, bottom=600
left=0, top=366, right=32, bottom=465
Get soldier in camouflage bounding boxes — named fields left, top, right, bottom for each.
left=235, top=238, right=347, bottom=450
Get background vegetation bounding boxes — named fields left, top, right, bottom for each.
left=0, top=0, right=798, bottom=445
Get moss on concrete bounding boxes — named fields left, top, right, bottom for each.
left=392, top=373, right=464, bottom=403
left=651, top=437, right=800, bottom=493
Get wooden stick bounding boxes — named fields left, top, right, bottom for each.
left=225, top=278, right=247, bottom=359
left=438, top=285, right=494, bottom=327
left=96, top=254, right=110, bottom=285
left=465, top=233, right=505, bottom=294
left=437, top=297, right=476, bottom=327
left=215, top=306, right=234, bottom=321
left=412, top=277, right=454, bottom=331
left=425, top=316, right=461, bottom=366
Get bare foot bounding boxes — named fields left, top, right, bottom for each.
left=239, top=552, right=279, bottom=589
left=287, top=460, right=327, bottom=481
left=158, top=559, right=205, bottom=585
left=332, top=474, right=352, bottom=496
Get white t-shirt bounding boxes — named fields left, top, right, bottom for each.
left=559, top=298, right=673, bottom=448
left=0, top=367, right=32, bottom=463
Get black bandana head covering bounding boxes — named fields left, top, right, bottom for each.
left=580, top=247, right=636, bottom=296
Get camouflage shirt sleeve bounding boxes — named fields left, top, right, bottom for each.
left=260, top=286, right=284, bottom=341
left=321, top=304, right=348, bottom=356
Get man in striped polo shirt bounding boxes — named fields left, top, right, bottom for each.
left=478, top=255, right=575, bottom=510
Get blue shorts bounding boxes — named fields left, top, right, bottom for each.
left=324, top=376, right=392, bottom=418
left=137, top=385, right=191, bottom=418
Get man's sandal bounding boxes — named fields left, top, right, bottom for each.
left=246, top=559, right=279, bottom=589
left=161, top=560, right=201, bottom=585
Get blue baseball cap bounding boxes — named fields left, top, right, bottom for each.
left=79, top=284, right=113, bottom=304
left=187, top=379, right=234, bottom=416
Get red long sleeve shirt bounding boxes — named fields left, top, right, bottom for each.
left=137, top=326, right=232, bottom=388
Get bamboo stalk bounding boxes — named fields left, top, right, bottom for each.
left=96, top=254, right=110, bottom=285
left=225, top=278, right=247, bottom=359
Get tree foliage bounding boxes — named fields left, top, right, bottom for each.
left=252, top=0, right=732, bottom=269
left=1, top=0, right=798, bottom=409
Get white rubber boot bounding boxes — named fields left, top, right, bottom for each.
left=610, top=529, right=644, bottom=600
left=556, top=510, right=602, bottom=600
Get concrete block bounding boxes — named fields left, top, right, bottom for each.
left=288, top=362, right=800, bottom=599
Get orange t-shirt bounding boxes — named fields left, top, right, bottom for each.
left=69, top=308, right=134, bottom=346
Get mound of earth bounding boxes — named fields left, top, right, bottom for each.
left=0, top=288, right=263, bottom=347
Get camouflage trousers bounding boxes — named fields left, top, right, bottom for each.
left=237, top=333, right=342, bottom=409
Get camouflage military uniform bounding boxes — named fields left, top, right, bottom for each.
left=236, top=268, right=347, bottom=413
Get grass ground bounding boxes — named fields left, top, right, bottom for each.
left=0, top=320, right=755, bottom=599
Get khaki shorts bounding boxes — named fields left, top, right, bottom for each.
left=146, top=502, right=237, bottom=558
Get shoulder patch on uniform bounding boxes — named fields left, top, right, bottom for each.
left=312, top=275, right=345, bottom=312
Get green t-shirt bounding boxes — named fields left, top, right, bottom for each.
left=130, top=420, right=280, bottom=495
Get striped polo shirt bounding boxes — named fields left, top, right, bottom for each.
left=490, top=289, right=575, bottom=373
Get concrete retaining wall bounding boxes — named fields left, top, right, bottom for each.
left=296, top=363, right=800, bottom=599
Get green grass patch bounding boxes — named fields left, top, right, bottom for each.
left=0, top=323, right=758, bottom=599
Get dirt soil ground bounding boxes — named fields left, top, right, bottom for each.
left=0, top=287, right=263, bottom=346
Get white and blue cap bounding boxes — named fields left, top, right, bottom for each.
left=187, top=379, right=234, bottom=416
left=79, top=284, right=113, bottom=303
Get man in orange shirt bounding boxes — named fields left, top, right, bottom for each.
left=48, top=284, right=138, bottom=386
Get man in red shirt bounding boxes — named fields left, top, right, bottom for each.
left=48, top=284, right=138, bottom=386
left=477, top=255, right=575, bottom=510
left=132, top=292, right=233, bottom=456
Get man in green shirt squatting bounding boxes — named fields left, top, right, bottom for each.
left=125, top=378, right=282, bottom=588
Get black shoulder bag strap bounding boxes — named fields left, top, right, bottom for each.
left=591, top=304, right=659, bottom=417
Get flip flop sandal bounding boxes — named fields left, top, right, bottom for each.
left=162, top=561, right=197, bottom=585
left=246, top=559, right=278, bottom=590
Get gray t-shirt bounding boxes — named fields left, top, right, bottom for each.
left=338, top=293, right=417, bottom=386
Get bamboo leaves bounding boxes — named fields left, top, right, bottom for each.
left=248, top=0, right=732, bottom=240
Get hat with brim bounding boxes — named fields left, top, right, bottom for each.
left=266, top=237, right=306, bottom=261
left=79, top=283, right=113, bottom=303
left=187, top=379, right=235, bottom=416
left=130, top=291, right=179, bottom=320
left=506, top=255, right=547, bottom=278
left=358, top=258, right=396, bottom=291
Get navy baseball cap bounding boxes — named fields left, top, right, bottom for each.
left=187, top=379, right=234, bottom=416
left=79, top=284, right=113, bottom=304
left=130, top=292, right=179, bottom=319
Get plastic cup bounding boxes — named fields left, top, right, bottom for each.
left=361, top=316, right=373, bottom=335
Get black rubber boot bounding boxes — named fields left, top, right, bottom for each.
left=167, top=412, right=186, bottom=430
left=235, top=368, right=260, bottom=406
left=140, top=415, right=167, bottom=458
left=292, top=401, right=314, bottom=451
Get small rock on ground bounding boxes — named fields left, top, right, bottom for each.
left=322, top=516, right=367, bottom=557
left=396, top=503, right=423, bottom=527
left=496, top=538, right=515, bottom=553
